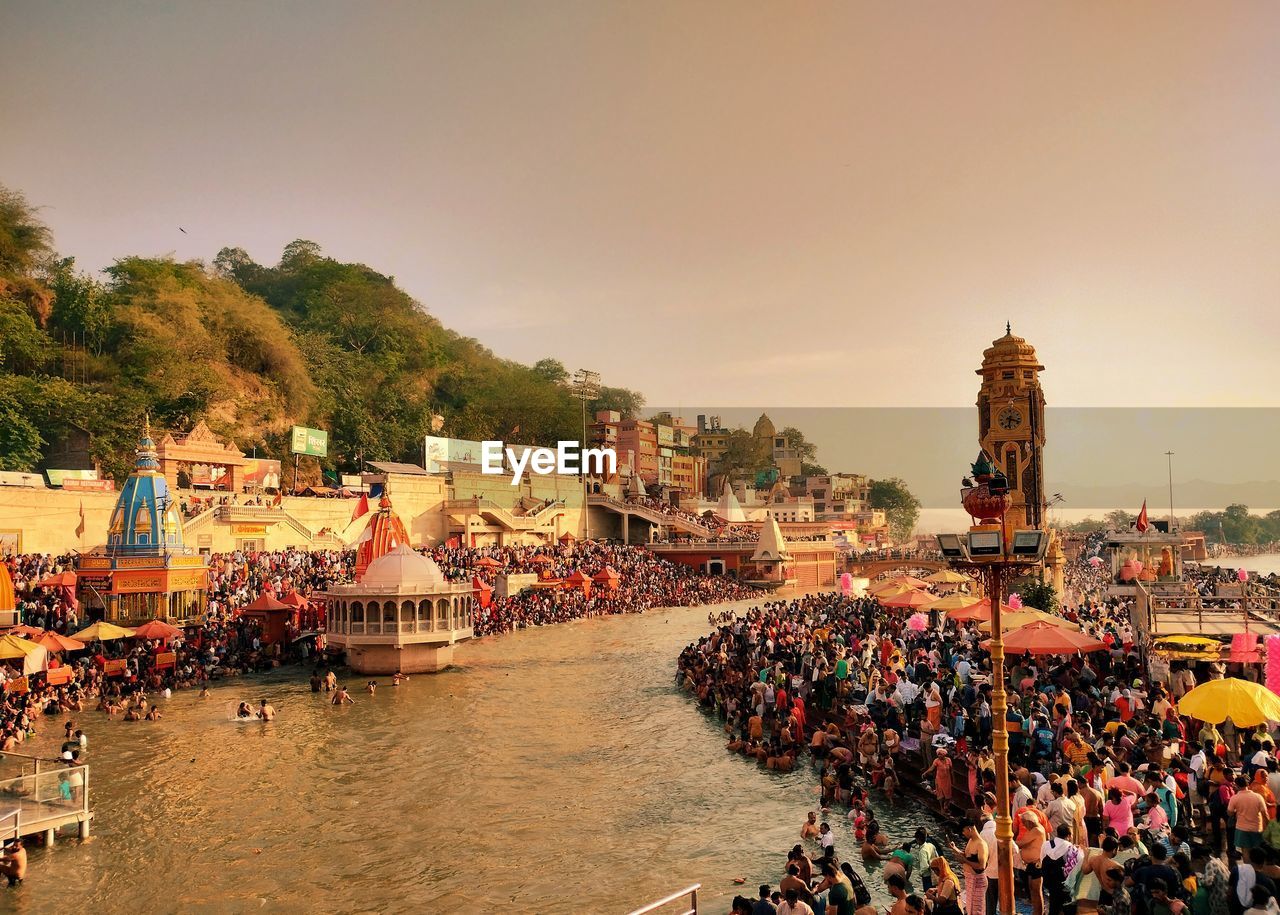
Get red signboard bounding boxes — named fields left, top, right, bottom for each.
left=4, top=677, right=28, bottom=694
left=154, top=651, right=176, bottom=670
left=45, top=667, right=73, bottom=686
left=102, top=658, right=127, bottom=677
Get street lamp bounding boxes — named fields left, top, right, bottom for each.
left=938, top=451, right=1050, bottom=915
left=571, top=369, right=601, bottom=539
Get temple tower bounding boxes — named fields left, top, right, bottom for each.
left=975, top=324, right=1046, bottom=531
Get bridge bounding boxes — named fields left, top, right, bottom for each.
left=845, top=557, right=947, bottom=577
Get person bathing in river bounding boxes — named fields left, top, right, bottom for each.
left=236, top=701, right=253, bottom=719
left=257, top=699, right=275, bottom=721
left=801, top=811, right=821, bottom=840
left=332, top=686, right=353, bottom=705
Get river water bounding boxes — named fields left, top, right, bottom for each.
left=13, top=598, right=936, bottom=915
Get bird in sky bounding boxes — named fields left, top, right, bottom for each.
left=178, top=227, right=187, bottom=234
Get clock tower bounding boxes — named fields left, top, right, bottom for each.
left=976, top=323, right=1046, bottom=531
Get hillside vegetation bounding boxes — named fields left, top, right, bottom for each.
left=0, top=184, right=643, bottom=482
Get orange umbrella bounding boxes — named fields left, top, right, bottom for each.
left=529, top=555, right=554, bottom=565
left=131, top=619, right=183, bottom=640
left=880, top=589, right=938, bottom=609
left=35, top=631, right=86, bottom=653
left=474, top=556, right=502, bottom=569
left=981, top=621, right=1107, bottom=656
left=34, top=571, right=77, bottom=589
left=7, top=625, right=44, bottom=637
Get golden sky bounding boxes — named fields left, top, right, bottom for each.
left=5, top=2, right=1280, bottom=407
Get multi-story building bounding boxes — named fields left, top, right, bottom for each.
left=693, top=415, right=729, bottom=466
left=671, top=453, right=706, bottom=498
left=618, top=419, right=658, bottom=485
left=805, top=474, right=871, bottom=517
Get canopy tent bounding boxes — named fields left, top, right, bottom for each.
left=0, top=635, right=47, bottom=676
left=238, top=593, right=292, bottom=613
left=471, top=576, right=493, bottom=609
left=34, top=571, right=77, bottom=589
left=868, top=580, right=912, bottom=598
left=558, top=532, right=576, bottom=543
left=1178, top=678, right=1280, bottom=726
left=529, top=555, right=554, bottom=565
left=564, top=570, right=592, bottom=595
left=981, top=621, right=1106, bottom=656
left=131, top=619, right=184, bottom=641
left=473, top=557, right=502, bottom=569
left=74, top=621, right=135, bottom=641
left=0, top=565, right=14, bottom=616
left=279, top=591, right=310, bottom=610
left=7, top=624, right=44, bottom=637
left=923, top=569, right=971, bottom=585
left=880, top=589, right=938, bottom=610
left=35, top=630, right=86, bottom=653
left=592, top=567, right=621, bottom=591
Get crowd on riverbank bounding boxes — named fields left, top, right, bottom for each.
left=680, top=548, right=1280, bottom=915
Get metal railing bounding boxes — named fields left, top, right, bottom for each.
left=0, top=763, right=90, bottom=835
left=626, top=884, right=700, bottom=915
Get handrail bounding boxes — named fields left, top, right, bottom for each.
left=626, top=883, right=700, bottom=915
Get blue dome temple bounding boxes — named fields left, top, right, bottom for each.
left=75, top=419, right=209, bottom=625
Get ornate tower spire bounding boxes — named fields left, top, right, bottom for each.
left=135, top=415, right=160, bottom=472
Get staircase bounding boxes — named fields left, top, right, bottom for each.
left=587, top=494, right=712, bottom=537
left=444, top=498, right=565, bottom=531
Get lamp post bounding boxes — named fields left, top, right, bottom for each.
left=941, top=452, right=1049, bottom=915
left=571, top=369, right=601, bottom=540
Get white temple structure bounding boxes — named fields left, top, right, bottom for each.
left=716, top=484, right=747, bottom=523
left=321, top=545, right=476, bottom=674
left=742, top=511, right=797, bottom=589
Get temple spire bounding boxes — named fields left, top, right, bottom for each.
left=1006, top=320, right=1011, bottom=335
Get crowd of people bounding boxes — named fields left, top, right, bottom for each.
left=423, top=541, right=759, bottom=636
left=681, top=540, right=1280, bottom=915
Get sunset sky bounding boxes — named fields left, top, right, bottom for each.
left=5, top=2, right=1280, bottom=410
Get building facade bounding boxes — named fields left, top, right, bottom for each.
left=976, top=324, right=1046, bottom=531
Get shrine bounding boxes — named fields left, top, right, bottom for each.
left=76, top=420, right=209, bottom=624
left=156, top=420, right=247, bottom=493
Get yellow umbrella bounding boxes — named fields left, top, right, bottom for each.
left=74, top=621, right=136, bottom=642
left=924, top=569, right=970, bottom=585
left=979, top=609, right=1078, bottom=632
left=0, top=634, right=42, bottom=660
left=932, top=593, right=981, bottom=612
left=1178, top=678, right=1280, bottom=727
left=868, top=580, right=912, bottom=597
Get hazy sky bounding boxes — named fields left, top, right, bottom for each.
left=5, top=2, right=1280, bottom=410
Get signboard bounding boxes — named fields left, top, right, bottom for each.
left=45, top=667, right=73, bottom=686
left=340, top=474, right=363, bottom=490
left=102, top=658, right=127, bottom=678
left=232, top=525, right=269, bottom=536
left=243, top=459, right=282, bottom=490
left=4, top=677, right=28, bottom=694
left=290, top=426, right=329, bottom=457
left=62, top=478, right=115, bottom=493
left=656, top=424, right=675, bottom=448
left=46, top=468, right=98, bottom=487
left=154, top=651, right=177, bottom=670
left=424, top=436, right=484, bottom=472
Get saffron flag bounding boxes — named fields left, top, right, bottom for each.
left=1136, top=500, right=1149, bottom=533
left=75, top=501, right=85, bottom=538
left=351, top=493, right=370, bottom=522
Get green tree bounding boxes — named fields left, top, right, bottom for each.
left=1017, top=579, right=1059, bottom=614
left=715, top=428, right=770, bottom=476
left=590, top=385, right=644, bottom=419
left=780, top=426, right=819, bottom=464
left=1104, top=509, right=1136, bottom=530
left=868, top=477, right=922, bottom=544
left=532, top=358, right=568, bottom=384
left=0, top=379, right=44, bottom=470
left=0, top=186, right=52, bottom=276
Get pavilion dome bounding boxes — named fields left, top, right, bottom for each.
left=979, top=323, right=1044, bottom=373
left=362, top=544, right=446, bottom=590
left=107, top=418, right=183, bottom=555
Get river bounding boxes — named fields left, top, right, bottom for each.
left=1213, top=553, right=1280, bottom=577
left=12, top=599, right=936, bottom=914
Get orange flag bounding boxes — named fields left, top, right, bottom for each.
left=1136, top=500, right=1149, bottom=533
left=351, top=493, right=370, bottom=522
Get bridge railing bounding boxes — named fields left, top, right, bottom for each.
left=626, top=884, right=700, bottom=915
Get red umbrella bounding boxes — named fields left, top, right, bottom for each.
left=474, top=557, right=502, bottom=569
left=529, top=556, right=554, bottom=565
left=948, top=597, right=1017, bottom=622
left=980, top=621, right=1107, bottom=656
left=34, top=572, right=76, bottom=589
left=471, top=576, right=493, bottom=609
left=131, top=619, right=184, bottom=641
left=880, top=589, right=938, bottom=610
left=279, top=591, right=309, bottom=610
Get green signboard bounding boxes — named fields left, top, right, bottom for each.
left=290, top=425, right=328, bottom=457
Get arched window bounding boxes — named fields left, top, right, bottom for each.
left=436, top=598, right=448, bottom=625
left=417, top=599, right=430, bottom=622
left=401, top=600, right=414, bottom=628
left=351, top=601, right=364, bottom=623
left=383, top=601, right=396, bottom=623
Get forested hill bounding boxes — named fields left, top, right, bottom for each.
left=0, top=184, right=643, bottom=482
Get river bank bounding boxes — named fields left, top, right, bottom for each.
left=9, top=596, right=885, bottom=914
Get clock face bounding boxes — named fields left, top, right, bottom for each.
left=997, top=406, right=1023, bottom=430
